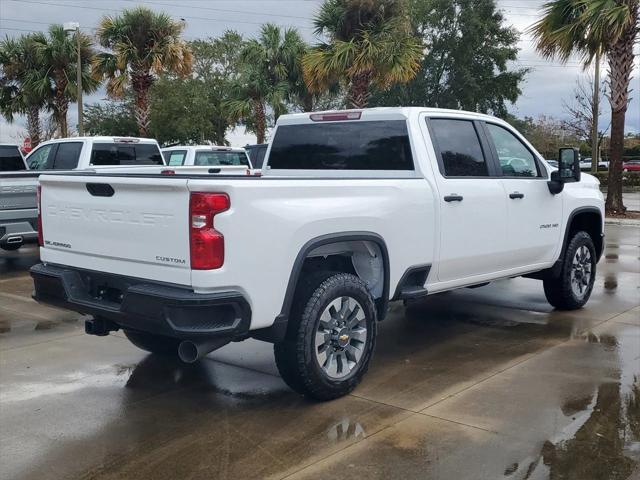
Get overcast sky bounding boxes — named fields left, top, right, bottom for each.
left=0, top=0, right=638, bottom=145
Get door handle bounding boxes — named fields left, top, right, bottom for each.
left=509, top=192, right=525, bottom=199
left=444, top=195, right=464, bottom=202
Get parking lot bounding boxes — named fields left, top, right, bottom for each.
left=0, top=224, right=638, bottom=480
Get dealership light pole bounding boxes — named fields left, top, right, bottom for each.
left=591, top=51, right=601, bottom=174
left=63, top=22, right=83, bottom=136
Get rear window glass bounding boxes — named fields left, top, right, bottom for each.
left=0, top=146, right=25, bottom=171
left=268, top=120, right=414, bottom=170
left=194, top=151, right=249, bottom=166
left=91, top=143, right=163, bottom=166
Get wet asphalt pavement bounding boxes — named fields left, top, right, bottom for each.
left=0, top=225, right=639, bottom=480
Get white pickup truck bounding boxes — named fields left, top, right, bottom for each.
left=31, top=108, right=604, bottom=400
left=0, top=137, right=163, bottom=250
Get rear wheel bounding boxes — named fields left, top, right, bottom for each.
left=124, top=330, right=180, bottom=356
left=543, top=231, right=596, bottom=310
left=274, top=272, right=377, bottom=401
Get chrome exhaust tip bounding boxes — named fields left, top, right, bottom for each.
left=177, top=337, right=231, bottom=363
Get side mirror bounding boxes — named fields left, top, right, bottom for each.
left=559, top=147, right=581, bottom=183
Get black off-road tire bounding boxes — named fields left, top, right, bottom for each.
left=124, top=329, right=180, bottom=356
left=543, top=231, right=596, bottom=310
left=274, top=272, right=377, bottom=401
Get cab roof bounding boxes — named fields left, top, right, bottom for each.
left=276, top=107, right=502, bottom=126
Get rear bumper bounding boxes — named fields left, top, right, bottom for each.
left=30, top=263, right=251, bottom=339
left=0, top=215, right=38, bottom=248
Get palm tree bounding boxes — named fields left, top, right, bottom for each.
left=530, top=0, right=639, bottom=213
left=303, top=0, right=423, bottom=109
left=94, top=7, right=193, bottom=136
left=225, top=24, right=303, bottom=143
left=0, top=34, right=49, bottom=147
left=31, top=25, right=97, bottom=138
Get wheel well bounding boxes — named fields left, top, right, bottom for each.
left=300, top=240, right=385, bottom=301
left=568, top=211, right=603, bottom=260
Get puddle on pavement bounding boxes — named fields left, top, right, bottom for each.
left=503, top=329, right=640, bottom=479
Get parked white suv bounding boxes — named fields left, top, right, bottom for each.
left=162, top=145, right=251, bottom=174
left=31, top=108, right=604, bottom=400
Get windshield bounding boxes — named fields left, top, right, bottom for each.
left=194, top=150, right=250, bottom=167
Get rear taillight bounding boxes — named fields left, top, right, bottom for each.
left=189, top=192, right=230, bottom=270
left=36, top=184, right=43, bottom=246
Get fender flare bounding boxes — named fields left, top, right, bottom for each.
left=538, top=206, right=604, bottom=279
left=252, top=232, right=390, bottom=343
left=561, top=206, right=603, bottom=260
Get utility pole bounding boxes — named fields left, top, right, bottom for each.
left=591, top=50, right=601, bottom=174
left=64, top=22, right=83, bottom=136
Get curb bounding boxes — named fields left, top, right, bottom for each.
left=605, top=218, right=640, bottom=226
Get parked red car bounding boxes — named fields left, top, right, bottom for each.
left=623, top=160, right=640, bottom=172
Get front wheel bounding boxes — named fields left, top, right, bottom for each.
left=274, top=272, right=377, bottom=401
left=543, top=231, right=596, bottom=310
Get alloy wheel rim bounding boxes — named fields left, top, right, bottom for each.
left=315, top=296, right=367, bottom=379
left=570, top=246, right=592, bottom=299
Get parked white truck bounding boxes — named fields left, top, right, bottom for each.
left=162, top=145, right=252, bottom=172
left=0, top=137, right=163, bottom=250
left=31, top=108, right=604, bottom=400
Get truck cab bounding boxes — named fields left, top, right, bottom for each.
left=26, top=137, right=164, bottom=171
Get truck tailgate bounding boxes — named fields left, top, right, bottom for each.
left=39, top=174, right=192, bottom=285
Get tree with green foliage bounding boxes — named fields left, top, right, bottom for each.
left=530, top=0, right=639, bottom=213
left=304, top=0, right=423, bottom=109
left=150, top=32, right=246, bottom=145
left=226, top=24, right=304, bottom=143
left=93, top=7, right=193, bottom=137
left=371, top=0, right=527, bottom=116
left=30, top=25, right=97, bottom=138
left=0, top=34, right=50, bottom=147
left=503, top=113, right=583, bottom=160
left=84, top=99, right=138, bottom=137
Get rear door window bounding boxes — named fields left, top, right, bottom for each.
left=429, top=119, right=489, bottom=177
left=26, top=144, right=55, bottom=170
left=52, top=142, right=83, bottom=170
left=268, top=120, right=414, bottom=170
left=0, top=146, right=25, bottom=171
left=91, top=143, right=164, bottom=166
